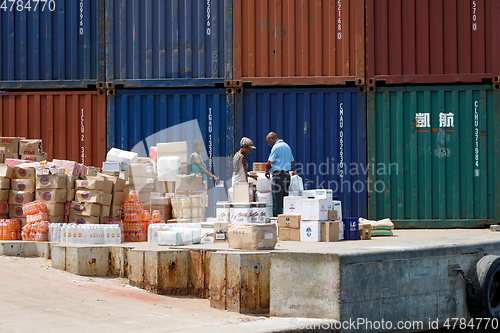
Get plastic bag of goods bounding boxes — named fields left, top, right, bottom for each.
left=288, top=174, right=304, bottom=195
left=157, top=230, right=183, bottom=246
left=256, top=191, right=273, bottom=207
left=157, top=156, right=181, bottom=181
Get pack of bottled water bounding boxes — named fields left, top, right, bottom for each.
left=48, top=223, right=122, bottom=244
left=149, top=223, right=202, bottom=246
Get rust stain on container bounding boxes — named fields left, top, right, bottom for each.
left=144, top=251, right=159, bottom=293
left=366, top=0, right=500, bottom=85
left=209, top=252, right=228, bottom=310
left=128, top=250, right=145, bottom=289
left=233, top=0, right=365, bottom=86
left=0, top=91, right=107, bottom=167
left=157, top=250, right=189, bottom=295
left=188, top=250, right=214, bottom=299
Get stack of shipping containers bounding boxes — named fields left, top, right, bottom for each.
left=365, top=0, right=500, bottom=228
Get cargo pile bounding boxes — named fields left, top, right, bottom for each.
left=0, top=220, right=21, bottom=240
left=21, top=201, right=49, bottom=241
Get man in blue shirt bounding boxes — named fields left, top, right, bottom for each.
left=265, top=132, right=295, bottom=217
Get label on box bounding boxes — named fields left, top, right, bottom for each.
left=146, top=166, right=155, bottom=173
left=215, top=233, right=226, bottom=240
left=265, top=233, right=273, bottom=240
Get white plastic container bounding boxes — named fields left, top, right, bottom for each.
left=157, top=156, right=181, bottom=181
left=288, top=174, right=304, bottom=195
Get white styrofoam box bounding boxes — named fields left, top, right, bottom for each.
left=301, top=198, right=329, bottom=221
left=257, top=174, right=271, bottom=192
left=106, top=148, right=138, bottom=166
left=157, top=230, right=182, bottom=246
left=303, top=189, right=333, bottom=210
left=157, top=156, right=181, bottom=181
left=284, top=196, right=303, bottom=215
left=333, top=200, right=342, bottom=222
left=257, top=191, right=273, bottom=207
left=300, top=221, right=322, bottom=242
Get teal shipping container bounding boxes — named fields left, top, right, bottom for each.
left=367, top=85, right=500, bottom=228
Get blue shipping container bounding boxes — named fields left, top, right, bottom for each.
left=0, top=0, right=105, bottom=89
left=106, top=0, right=231, bottom=88
left=107, top=88, right=235, bottom=214
left=236, top=87, right=367, bottom=218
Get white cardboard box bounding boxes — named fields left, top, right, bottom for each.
left=301, top=198, right=329, bottom=221
left=300, top=221, right=322, bottom=242
left=284, top=196, right=303, bottom=215
left=157, top=142, right=188, bottom=164
left=106, top=148, right=138, bottom=166
left=303, top=189, right=333, bottom=210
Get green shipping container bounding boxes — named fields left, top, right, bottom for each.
left=367, top=85, right=500, bottom=228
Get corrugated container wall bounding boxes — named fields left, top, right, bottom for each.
left=105, top=0, right=230, bottom=88
left=233, top=0, right=365, bottom=86
left=235, top=87, right=367, bottom=218
left=107, top=88, right=235, bottom=214
left=0, top=91, right=107, bottom=167
left=366, top=0, right=500, bottom=86
left=0, top=0, right=105, bottom=89
left=367, top=85, right=500, bottom=228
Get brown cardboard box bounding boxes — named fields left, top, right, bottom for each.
left=100, top=205, right=110, bottom=217
left=0, top=137, right=22, bottom=154
left=9, top=204, right=24, bottom=218
left=46, top=203, right=65, bottom=217
left=100, top=217, right=110, bottom=224
left=359, top=224, right=372, bottom=240
left=0, top=177, right=10, bottom=190
left=11, top=179, right=35, bottom=192
left=0, top=147, right=4, bottom=164
left=0, top=214, right=9, bottom=219
left=129, top=163, right=156, bottom=191
left=19, top=139, right=42, bottom=155
left=328, top=210, right=339, bottom=221
left=86, top=167, right=100, bottom=177
left=68, top=215, right=100, bottom=224
left=87, top=176, right=113, bottom=193
left=0, top=164, right=14, bottom=178
left=253, top=162, right=267, bottom=172
left=321, top=221, right=342, bottom=242
left=36, top=175, right=67, bottom=189
left=101, top=192, right=113, bottom=206
left=277, top=215, right=301, bottom=229
left=110, top=206, right=122, bottom=218
left=101, top=170, right=120, bottom=177
left=214, top=222, right=230, bottom=243
left=9, top=191, right=34, bottom=205
left=279, top=228, right=300, bottom=241
left=13, top=165, right=36, bottom=179
left=66, top=174, right=77, bottom=189
left=36, top=189, right=67, bottom=203
left=150, top=193, right=171, bottom=206
left=233, top=182, right=253, bottom=202
left=98, top=173, right=126, bottom=192
left=49, top=216, right=65, bottom=224
left=76, top=179, right=104, bottom=191
left=228, top=223, right=277, bottom=250
left=75, top=190, right=104, bottom=204
left=0, top=189, right=9, bottom=201
left=66, top=189, right=75, bottom=201
left=150, top=205, right=172, bottom=216
left=111, top=191, right=127, bottom=207
left=175, top=174, right=204, bottom=192
left=21, top=153, right=47, bottom=162
left=69, top=201, right=101, bottom=217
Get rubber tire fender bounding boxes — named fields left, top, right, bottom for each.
left=466, top=255, right=500, bottom=318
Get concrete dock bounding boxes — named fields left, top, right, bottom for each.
left=2, top=229, right=500, bottom=332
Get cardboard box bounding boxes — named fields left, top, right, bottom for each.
left=0, top=177, right=11, bottom=190
left=98, top=173, right=126, bottom=192
left=328, top=210, right=339, bottom=221
left=175, top=174, right=204, bottom=192
left=21, top=153, right=47, bottom=162
left=0, top=148, right=5, bottom=164
left=106, top=148, right=138, bottom=166
left=300, top=221, right=322, bottom=242
left=46, top=203, right=65, bottom=217
left=101, top=192, right=113, bottom=206
left=68, top=215, right=100, bottom=225
left=0, top=137, right=22, bottom=154
left=100, top=205, right=110, bottom=217
left=100, top=217, right=110, bottom=224
left=253, top=162, right=267, bottom=172
left=69, top=201, right=101, bottom=217
left=89, top=176, right=113, bottom=193
left=36, top=175, right=67, bottom=189
left=279, top=228, right=300, bottom=241
left=228, top=223, right=277, bottom=250
left=156, top=141, right=188, bottom=164
left=284, top=196, right=303, bottom=215
left=14, top=165, right=36, bottom=179
left=36, top=189, right=67, bottom=203
left=102, top=161, right=123, bottom=172
left=67, top=189, right=75, bottom=201
left=75, top=190, right=104, bottom=204
left=11, top=179, right=35, bottom=192
left=110, top=206, right=122, bottom=218
left=0, top=190, right=9, bottom=201
left=49, top=216, right=65, bottom=224
left=86, top=166, right=100, bottom=177
left=0, top=214, right=8, bottom=219
left=150, top=193, right=171, bottom=206
left=214, top=222, right=230, bottom=243
left=111, top=191, right=127, bottom=207
left=9, top=191, right=34, bottom=205
left=233, top=182, right=253, bottom=202
left=66, top=174, right=77, bottom=189
left=19, top=139, right=42, bottom=155
left=359, top=224, right=372, bottom=240
left=301, top=199, right=329, bottom=221
left=0, top=164, right=14, bottom=178
left=321, top=221, right=343, bottom=242
left=9, top=204, right=24, bottom=218
left=149, top=146, right=157, bottom=163
left=76, top=179, right=104, bottom=191
left=277, top=215, right=301, bottom=229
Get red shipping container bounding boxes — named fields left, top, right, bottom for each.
left=0, top=91, right=107, bottom=169
left=233, top=0, right=365, bottom=86
left=366, top=0, right=500, bottom=86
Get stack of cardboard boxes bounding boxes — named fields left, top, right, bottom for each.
left=0, top=137, right=23, bottom=160
left=19, top=139, right=47, bottom=162
left=99, top=173, right=127, bottom=221
left=0, top=164, right=13, bottom=219
left=70, top=178, right=111, bottom=224
left=9, top=164, right=37, bottom=225
left=35, top=174, right=67, bottom=223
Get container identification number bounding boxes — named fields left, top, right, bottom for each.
left=208, top=107, right=213, bottom=172
left=472, top=1, right=478, bottom=31
left=0, top=0, right=55, bottom=11
left=80, top=108, right=85, bottom=165
left=79, top=0, right=84, bottom=35
left=337, top=0, right=342, bottom=39
left=474, top=100, right=479, bottom=176
left=206, top=0, right=211, bottom=35
left=339, top=102, right=344, bottom=178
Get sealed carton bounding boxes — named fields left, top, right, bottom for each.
left=279, top=228, right=300, bottom=241
left=328, top=210, right=339, bottom=221
left=86, top=167, right=100, bottom=177
left=106, top=148, right=138, bottom=166
left=284, top=196, right=303, bottom=215
left=75, top=190, right=104, bottom=204
left=88, top=176, right=113, bottom=194
left=66, top=189, right=75, bottom=201
left=76, top=179, right=104, bottom=191
left=100, top=205, right=110, bottom=217
left=0, top=164, right=14, bottom=178
left=0, top=137, right=22, bottom=154
left=359, top=224, right=372, bottom=240
left=21, top=153, right=47, bottom=162
left=51, top=159, right=80, bottom=177
left=100, top=192, right=113, bottom=206
left=0, top=177, right=11, bottom=190
left=0, top=147, right=4, bottom=163
left=301, top=199, right=329, bottom=221
left=68, top=215, right=100, bottom=225
left=98, top=173, right=125, bottom=192
left=36, top=189, right=67, bottom=203
left=110, top=206, right=121, bottom=218
left=175, top=174, right=204, bottom=192
left=9, top=204, right=24, bottom=219
left=233, top=182, right=253, bottom=202
left=36, top=175, right=67, bottom=189
left=228, top=223, right=277, bottom=250
left=69, top=201, right=101, bottom=217
left=300, top=221, right=322, bottom=242
left=253, top=162, right=267, bottom=172
left=9, top=191, right=34, bottom=205
left=111, top=191, right=127, bottom=207
left=46, top=203, right=65, bottom=217
left=14, top=165, right=36, bottom=179
left=277, top=215, right=301, bottom=229
left=66, top=174, right=77, bottom=189
left=102, top=161, right=123, bottom=172
left=11, top=179, right=35, bottom=192
left=321, top=221, right=343, bottom=242
left=100, top=217, right=110, bottom=224
left=0, top=189, right=10, bottom=201
left=156, top=141, right=188, bottom=164
left=150, top=193, right=171, bottom=206
left=49, top=216, right=65, bottom=223
left=19, top=139, right=42, bottom=155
